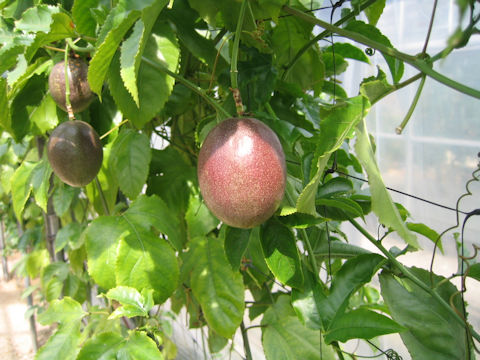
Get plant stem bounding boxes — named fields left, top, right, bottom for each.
left=371, top=72, right=423, bottom=105
left=240, top=321, right=253, bottom=360
left=282, top=5, right=480, bottom=99
left=64, top=42, right=74, bottom=120
left=66, top=38, right=95, bottom=53
left=141, top=56, right=231, bottom=118
left=230, top=0, right=248, bottom=116
left=395, top=75, right=426, bottom=134
left=282, top=0, right=378, bottom=80
left=99, top=119, right=129, bottom=140
left=347, top=216, right=480, bottom=343
left=95, top=176, right=110, bottom=216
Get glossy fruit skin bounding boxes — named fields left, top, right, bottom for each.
left=198, top=117, right=286, bottom=229
left=47, top=121, right=103, bottom=187
left=48, top=58, right=93, bottom=113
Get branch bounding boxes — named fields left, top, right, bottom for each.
left=282, top=5, right=480, bottom=99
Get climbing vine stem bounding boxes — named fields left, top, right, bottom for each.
left=282, top=5, right=480, bottom=99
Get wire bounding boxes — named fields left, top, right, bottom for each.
left=336, top=170, right=470, bottom=215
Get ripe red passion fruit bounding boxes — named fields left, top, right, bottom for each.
left=197, top=118, right=286, bottom=229
left=48, top=58, right=93, bottom=113
left=47, top=121, right=103, bottom=187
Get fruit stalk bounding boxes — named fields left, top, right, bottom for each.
left=64, top=42, right=74, bottom=120
left=230, top=0, right=248, bottom=116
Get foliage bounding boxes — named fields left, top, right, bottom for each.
left=0, top=0, right=479, bottom=359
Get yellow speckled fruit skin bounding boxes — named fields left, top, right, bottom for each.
left=48, top=58, right=93, bottom=113
left=47, top=121, right=103, bottom=187
left=198, top=118, right=286, bottom=229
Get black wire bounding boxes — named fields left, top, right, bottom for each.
left=336, top=170, right=470, bottom=215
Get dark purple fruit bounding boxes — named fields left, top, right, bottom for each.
left=47, top=121, right=103, bottom=187
left=197, top=117, right=286, bottom=229
left=48, top=58, right=93, bottom=113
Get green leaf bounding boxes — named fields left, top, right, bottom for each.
left=11, top=161, right=36, bottom=220
left=38, top=297, right=86, bottom=326
left=168, top=0, right=223, bottom=67
left=52, top=183, right=78, bottom=217
left=76, top=332, right=124, bottom=360
left=380, top=267, right=468, bottom=360
left=321, top=253, right=384, bottom=328
left=291, top=269, right=327, bottom=330
left=72, top=0, right=99, bottom=37
left=123, top=194, right=182, bottom=251
left=314, top=241, right=372, bottom=259
left=88, top=8, right=141, bottom=95
left=324, top=308, right=406, bottom=344
left=324, top=43, right=370, bottom=64
left=317, top=177, right=353, bottom=198
left=364, top=0, right=386, bottom=26
left=345, top=21, right=404, bottom=83
left=109, top=129, right=151, bottom=199
left=85, top=216, right=130, bottom=290
left=120, top=1, right=167, bottom=107
left=15, top=5, right=60, bottom=33
left=10, top=73, right=48, bottom=141
left=467, top=263, right=480, bottom=282
left=118, top=331, right=163, bottom=359
left=185, top=188, right=220, bottom=239
left=106, top=286, right=152, bottom=318
left=109, top=21, right=179, bottom=128
left=297, top=96, right=370, bottom=215
left=407, top=222, right=443, bottom=253
left=359, top=67, right=394, bottom=104
left=224, top=226, right=251, bottom=270
left=187, top=0, right=219, bottom=24
left=26, top=249, right=50, bottom=278
left=35, top=322, right=81, bottom=360
left=278, top=211, right=326, bottom=229
left=260, top=219, right=303, bottom=289
left=208, top=328, right=229, bottom=353
left=261, top=295, right=335, bottom=360
left=316, top=198, right=364, bottom=219
left=55, top=222, right=84, bottom=253
left=0, top=77, right=10, bottom=133
left=190, top=236, right=245, bottom=338
left=30, top=158, right=52, bottom=212
left=355, top=119, right=419, bottom=248
left=116, top=230, right=179, bottom=304
left=30, top=94, right=58, bottom=134
left=272, top=16, right=324, bottom=92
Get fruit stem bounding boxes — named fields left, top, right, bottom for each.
left=99, top=119, right=129, bottom=140
left=282, top=5, right=480, bottom=100
left=230, top=0, right=248, bottom=116
left=348, top=216, right=480, bottom=343
left=95, top=176, right=110, bottom=216
left=64, top=41, right=74, bottom=120
left=141, top=56, right=231, bottom=119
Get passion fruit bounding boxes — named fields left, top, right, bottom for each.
left=47, top=121, right=103, bottom=187
left=197, top=117, right=286, bottom=229
left=48, top=58, right=93, bottom=113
